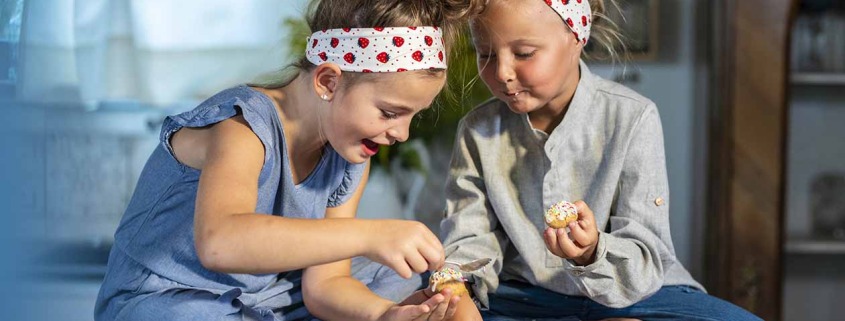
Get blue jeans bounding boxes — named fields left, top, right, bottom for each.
left=481, top=281, right=763, bottom=321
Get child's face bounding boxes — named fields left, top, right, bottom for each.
left=471, top=0, right=582, bottom=115
left=322, top=72, right=446, bottom=164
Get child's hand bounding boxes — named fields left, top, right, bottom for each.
left=378, top=289, right=460, bottom=321
left=364, top=220, right=445, bottom=279
left=543, top=200, right=599, bottom=266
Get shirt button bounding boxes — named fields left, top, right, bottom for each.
left=654, top=197, right=665, bottom=206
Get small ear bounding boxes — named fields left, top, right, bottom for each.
left=571, top=35, right=584, bottom=62
left=572, top=33, right=584, bottom=47
left=313, top=63, right=343, bottom=99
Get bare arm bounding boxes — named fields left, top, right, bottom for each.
left=191, top=115, right=368, bottom=273
left=301, top=163, right=393, bottom=320
left=302, top=165, right=477, bottom=321
left=191, top=117, right=442, bottom=275
left=188, top=116, right=464, bottom=320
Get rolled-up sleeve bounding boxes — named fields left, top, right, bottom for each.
left=564, top=104, right=676, bottom=307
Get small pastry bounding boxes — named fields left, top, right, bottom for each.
left=428, top=267, right=468, bottom=296
left=545, top=200, right=578, bottom=228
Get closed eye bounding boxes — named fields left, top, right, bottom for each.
left=515, top=50, right=536, bottom=59
left=381, top=109, right=399, bottom=120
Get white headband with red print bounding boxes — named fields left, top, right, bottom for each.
left=306, top=26, right=447, bottom=73
left=544, top=0, right=592, bottom=44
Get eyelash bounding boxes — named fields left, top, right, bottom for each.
left=381, top=110, right=399, bottom=120
left=478, top=50, right=536, bottom=60
left=515, top=51, right=536, bottom=58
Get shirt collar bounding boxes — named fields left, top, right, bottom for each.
left=571, top=59, right=596, bottom=115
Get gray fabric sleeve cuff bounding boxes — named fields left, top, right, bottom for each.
left=564, top=231, right=609, bottom=275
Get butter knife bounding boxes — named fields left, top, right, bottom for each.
left=444, top=257, right=492, bottom=273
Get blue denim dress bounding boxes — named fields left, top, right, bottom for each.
left=95, top=85, right=421, bottom=321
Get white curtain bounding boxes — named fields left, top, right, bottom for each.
left=18, top=0, right=305, bottom=108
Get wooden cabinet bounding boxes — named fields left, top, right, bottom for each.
left=706, top=1, right=797, bottom=320
left=708, top=1, right=845, bottom=320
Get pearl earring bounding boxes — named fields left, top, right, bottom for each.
left=321, top=94, right=329, bottom=101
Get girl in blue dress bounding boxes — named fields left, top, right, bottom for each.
left=95, top=1, right=485, bottom=320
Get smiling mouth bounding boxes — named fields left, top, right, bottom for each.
left=362, top=139, right=380, bottom=156
left=504, top=91, right=523, bottom=97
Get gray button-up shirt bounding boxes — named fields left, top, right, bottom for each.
left=440, top=62, right=703, bottom=309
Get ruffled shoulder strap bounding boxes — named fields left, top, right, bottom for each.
left=158, top=85, right=280, bottom=162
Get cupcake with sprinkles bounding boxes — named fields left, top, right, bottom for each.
left=545, top=200, right=579, bottom=229
left=428, top=267, right=468, bottom=296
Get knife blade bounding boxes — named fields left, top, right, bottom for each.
left=444, top=257, right=492, bottom=273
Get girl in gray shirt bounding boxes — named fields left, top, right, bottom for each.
left=441, top=1, right=761, bottom=320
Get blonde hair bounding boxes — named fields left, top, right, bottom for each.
left=582, top=0, right=629, bottom=63
left=471, top=0, right=628, bottom=63
left=258, top=0, right=486, bottom=88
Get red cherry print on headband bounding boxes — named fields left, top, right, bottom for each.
left=374, top=26, right=384, bottom=31
left=330, top=38, right=339, bottom=48
left=393, top=36, right=405, bottom=47
left=408, top=27, right=417, bottom=30
left=318, top=52, right=328, bottom=61
left=397, top=68, right=408, bottom=72
left=582, top=16, right=588, bottom=26
left=344, top=52, right=356, bottom=63
left=566, top=18, right=574, bottom=28
left=577, top=0, right=582, bottom=3
left=376, top=52, right=390, bottom=63
left=563, top=0, right=569, bottom=4
left=412, top=51, right=423, bottom=62
left=424, top=36, right=433, bottom=46
left=342, top=27, right=351, bottom=32
left=358, top=37, right=370, bottom=48
left=311, top=39, right=318, bottom=48
left=362, top=69, right=373, bottom=73
left=545, top=0, right=551, bottom=5
left=438, top=51, right=444, bottom=61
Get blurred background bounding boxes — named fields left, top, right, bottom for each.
left=0, top=0, right=842, bottom=320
